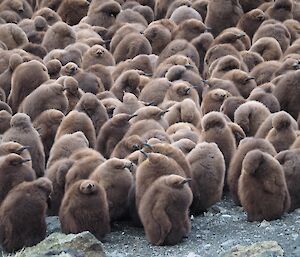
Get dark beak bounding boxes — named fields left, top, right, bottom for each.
left=160, top=109, right=169, bottom=116
left=201, top=79, right=209, bottom=85
left=256, top=14, right=265, bottom=21
left=185, top=64, right=194, bottom=69
left=143, top=72, right=153, bottom=77
left=144, top=101, right=155, bottom=106
left=180, top=178, right=192, bottom=185
left=21, top=158, right=31, bottom=163
left=16, top=145, right=31, bottom=154
left=140, top=150, right=149, bottom=158
left=128, top=114, right=138, bottom=120
left=184, top=88, right=191, bottom=95
left=143, top=143, right=153, bottom=150
left=245, top=76, right=255, bottom=82
left=236, top=33, right=246, bottom=39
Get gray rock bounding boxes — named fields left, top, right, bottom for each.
left=221, top=241, right=284, bottom=257
left=11, top=232, right=106, bottom=257
left=46, top=216, right=61, bottom=235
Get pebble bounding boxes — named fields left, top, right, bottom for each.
left=293, top=209, right=300, bottom=215
left=221, top=239, right=236, bottom=249
left=203, top=244, right=211, bottom=250
left=204, top=212, right=214, bottom=217
left=259, top=220, right=270, bottom=227
left=221, top=215, right=232, bottom=219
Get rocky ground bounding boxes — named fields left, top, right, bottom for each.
left=101, top=196, right=300, bottom=257
left=4, top=195, right=300, bottom=257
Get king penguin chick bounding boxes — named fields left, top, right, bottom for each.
left=64, top=151, right=106, bottom=190
left=110, top=135, right=144, bottom=159
left=135, top=152, right=186, bottom=209
left=113, top=92, right=145, bottom=116
left=45, top=158, right=75, bottom=216
left=110, top=70, right=141, bottom=101
left=47, top=131, right=89, bottom=168
left=0, top=178, right=52, bottom=253
left=96, top=114, right=136, bottom=159
left=59, top=179, right=110, bottom=240
left=265, top=111, right=297, bottom=152
left=74, top=93, right=108, bottom=136
left=2, top=113, right=45, bottom=178
left=41, top=21, right=76, bottom=52
left=18, top=82, right=68, bottom=121
left=205, top=0, right=243, bottom=37
left=138, top=174, right=193, bottom=246
left=55, top=110, right=96, bottom=149
left=89, top=158, right=134, bottom=221
left=273, top=70, right=300, bottom=120
left=276, top=149, right=300, bottom=212
left=187, top=142, right=225, bottom=214
left=33, top=109, right=64, bottom=162
left=238, top=149, right=290, bottom=221
left=201, top=88, right=231, bottom=115
left=200, top=111, right=236, bottom=172
left=237, top=9, right=267, bottom=39
left=234, top=101, right=271, bottom=136
left=227, top=137, right=277, bottom=205
left=221, top=69, right=256, bottom=98
left=0, top=153, right=35, bottom=205
left=265, top=0, right=293, bottom=22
